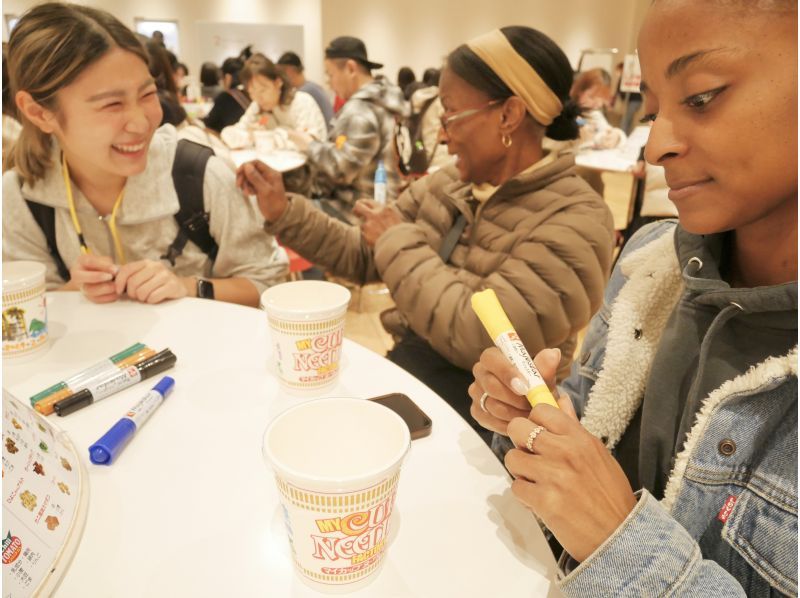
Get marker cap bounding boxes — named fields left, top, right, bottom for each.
left=153, top=376, right=175, bottom=397
left=53, top=389, right=93, bottom=416
left=139, top=351, right=177, bottom=380
left=89, top=418, right=136, bottom=465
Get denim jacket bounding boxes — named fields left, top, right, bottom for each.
left=497, top=221, right=798, bottom=596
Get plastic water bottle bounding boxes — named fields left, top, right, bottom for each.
left=374, top=160, right=387, bottom=205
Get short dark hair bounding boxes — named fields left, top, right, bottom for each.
left=240, top=53, right=294, bottom=105
left=277, top=51, right=303, bottom=71
left=397, top=66, right=415, bottom=89
left=221, top=57, right=244, bottom=87
left=422, top=67, right=440, bottom=86
left=447, top=26, right=580, bottom=140
left=200, top=62, right=220, bottom=87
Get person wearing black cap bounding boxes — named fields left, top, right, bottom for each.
left=277, top=51, right=333, bottom=131
left=286, top=35, right=406, bottom=221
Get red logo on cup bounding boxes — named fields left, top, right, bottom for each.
left=717, top=495, right=737, bottom=523
left=2, top=532, right=22, bottom=564
left=309, top=491, right=395, bottom=570
left=293, top=330, right=343, bottom=376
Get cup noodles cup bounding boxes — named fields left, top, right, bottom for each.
left=263, top=398, right=411, bottom=593
left=261, top=281, right=351, bottom=392
left=2, top=261, right=48, bottom=359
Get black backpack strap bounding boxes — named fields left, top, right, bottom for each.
left=24, top=200, right=70, bottom=282
left=438, top=213, right=467, bottom=263
left=227, top=88, right=251, bottom=111
left=161, top=139, right=219, bottom=266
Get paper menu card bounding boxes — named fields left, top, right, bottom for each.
left=2, top=390, right=88, bottom=597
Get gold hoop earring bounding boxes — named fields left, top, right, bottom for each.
left=501, top=134, right=512, bottom=148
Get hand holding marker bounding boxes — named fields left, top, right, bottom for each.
left=471, top=289, right=559, bottom=409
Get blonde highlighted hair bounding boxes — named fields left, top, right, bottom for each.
left=4, top=2, right=147, bottom=185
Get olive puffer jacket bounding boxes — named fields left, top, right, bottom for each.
left=266, top=153, right=615, bottom=375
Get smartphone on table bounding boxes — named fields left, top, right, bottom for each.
left=369, top=393, right=432, bottom=440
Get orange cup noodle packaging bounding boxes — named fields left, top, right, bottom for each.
left=260, top=281, right=351, bottom=392
left=263, top=397, right=410, bottom=592
left=274, top=472, right=401, bottom=588
left=471, top=289, right=559, bottom=409
left=268, top=320, right=345, bottom=391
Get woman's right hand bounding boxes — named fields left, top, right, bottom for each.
left=468, top=347, right=564, bottom=435
left=67, top=253, right=119, bottom=303
left=236, top=160, right=288, bottom=223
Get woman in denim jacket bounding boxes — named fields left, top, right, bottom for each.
left=469, top=1, right=797, bottom=595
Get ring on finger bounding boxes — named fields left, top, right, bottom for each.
left=526, top=425, right=545, bottom=452
left=479, top=391, right=489, bottom=413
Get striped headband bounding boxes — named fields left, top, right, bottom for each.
left=467, top=29, right=563, bottom=126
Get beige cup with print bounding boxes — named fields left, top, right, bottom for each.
left=263, top=397, right=410, bottom=593
left=261, top=281, right=351, bottom=392
left=3, top=261, right=48, bottom=359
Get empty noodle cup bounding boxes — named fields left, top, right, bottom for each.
left=261, top=281, right=351, bottom=392
left=3, top=261, right=48, bottom=359
left=263, top=398, right=411, bottom=592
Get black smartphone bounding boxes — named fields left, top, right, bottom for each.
left=369, top=393, right=432, bottom=440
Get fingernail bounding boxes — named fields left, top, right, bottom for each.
left=548, top=348, right=562, bottom=364
left=511, top=377, right=528, bottom=396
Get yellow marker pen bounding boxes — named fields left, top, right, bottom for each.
left=471, top=289, right=559, bottom=409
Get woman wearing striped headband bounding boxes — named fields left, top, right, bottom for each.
left=242, top=26, right=615, bottom=442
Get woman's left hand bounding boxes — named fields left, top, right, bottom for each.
left=114, top=260, right=191, bottom=304
left=353, top=199, right=404, bottom=247
left=505, top=405, right=638, bottom=563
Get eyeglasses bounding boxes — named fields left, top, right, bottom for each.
left=439, top=99, right=503, bottom=133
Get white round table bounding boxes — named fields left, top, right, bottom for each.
left=3, top=293, right=560, bottom=597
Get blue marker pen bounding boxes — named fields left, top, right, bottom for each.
left=88, top=376, right=175, bottom=465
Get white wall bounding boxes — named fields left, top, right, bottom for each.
left=3, top=0, right=325, bottom=83
left=321, top=0, right=650, bottom=85
left=4, top=0, right=653, bottom=92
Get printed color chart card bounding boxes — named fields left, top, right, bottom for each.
left=2, top=391, right=86, bottom=597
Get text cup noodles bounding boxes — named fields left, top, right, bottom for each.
left=263, top=398, right=411, bottom=593
left=260, top=281, right=351, bottom=392
left=3, top=261, right=48, bottom=359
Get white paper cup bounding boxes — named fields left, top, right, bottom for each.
left=3, top=261, right=48, bottom=359
left=261, top=281, right=351, bottom=392
left=263, top=398, right=411, bottom=593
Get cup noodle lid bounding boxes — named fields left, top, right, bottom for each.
left=263, top=398, right=411, bottom=491
left=3, top=261, right=46, bottom=294
left=261, top=281, right=351, bottom=322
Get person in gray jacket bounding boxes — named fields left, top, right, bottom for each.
left=287, top=36, right=406, bottom=222
left=3, top=4, right=287, bottom=307
left=469, top=0, right=797, bottom=595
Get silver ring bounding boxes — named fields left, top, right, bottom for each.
left=479, top=391, right=489, bottom=413
left=526, top=425, right=545, bottom=452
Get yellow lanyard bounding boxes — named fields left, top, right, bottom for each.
left=61, top=154, right=127, bottom=264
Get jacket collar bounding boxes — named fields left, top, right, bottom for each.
left=21, top=124, right=180, bottom=225
left=577, top=225, right=798, bottom=512
left=440, top=152, right=577, bottom=221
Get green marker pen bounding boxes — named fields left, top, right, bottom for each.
left=29, top=343, right=146, bottom=406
